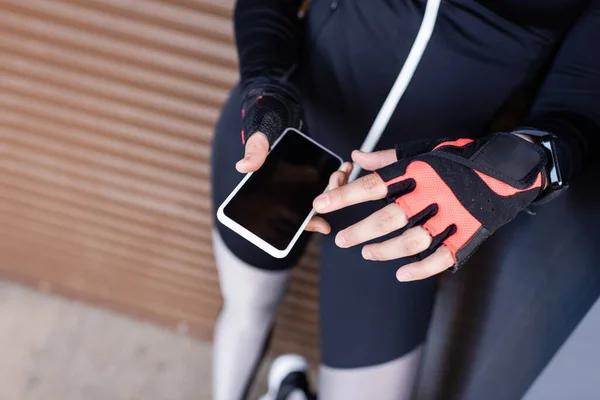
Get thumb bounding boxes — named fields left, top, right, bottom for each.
left=236, top=132, right=269, bottom=173
left=351, top=149, right=397, bottom=171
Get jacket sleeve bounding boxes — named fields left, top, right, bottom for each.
left=234, top=0, right=305, bottom=100
left=521, top=1, right=600, bottom=181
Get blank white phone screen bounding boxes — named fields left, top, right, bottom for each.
left=223, top=131, right=341, bottom=251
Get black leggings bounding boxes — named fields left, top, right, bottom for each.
left=212, top=86, right=600, bottom=399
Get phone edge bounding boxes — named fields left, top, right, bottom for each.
left=217, top=127, right=344, bottom=259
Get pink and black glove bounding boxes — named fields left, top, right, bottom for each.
left=375, top=133, right=548, bottom=269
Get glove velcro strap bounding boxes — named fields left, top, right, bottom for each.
left=468, top=133, right=546, bottom=189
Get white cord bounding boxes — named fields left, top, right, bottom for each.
left=348, top=0, right=442, bottom=182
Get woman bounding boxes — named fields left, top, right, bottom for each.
left=211, top=1, right=600, bottom=399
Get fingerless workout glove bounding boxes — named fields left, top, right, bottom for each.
left=375, top=133, right=548, bottom=270
left=241, top=86, right=304, bottom=145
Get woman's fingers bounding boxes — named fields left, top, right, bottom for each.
left=236, top=132, right=269, bottom=173
left=329, top=162, right=353, bottom=189
left=305, top=216, right=331, bottom=234
left=335, top=203, right=408, bottom=248
left=351, top=149, right=397, bottom=171
left=314, top=173, right=387, bottom=213
left=395, top=246, right=455, bottom=282
left=328, top=171, right=347, bottom=190
left=361, top=227, right=432, bottom=261
left=340, top=161, right=353, bottom=176
left=306, top=163, right=352, bottom=235
left=313, top=150, right=397, bottom=213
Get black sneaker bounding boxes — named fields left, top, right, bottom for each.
left=259, top=354, right=316, bottom=400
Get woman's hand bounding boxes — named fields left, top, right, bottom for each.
left=313, top=150, right=454, bottom=281
left=236, top=86, right=303, bottom=173
left=312, top=133, right=548, bottom=281
left=233, top=85, right=352, bottom=235
left=236, top=131, right=270, bottom=173
left=236, top=132, right=353, bottom=235
left=305, top=161, right=354, bottom=234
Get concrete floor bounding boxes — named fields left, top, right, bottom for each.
left=2, top=278, right=598, bottom=400
left=0, top=280, right=269, bottom=400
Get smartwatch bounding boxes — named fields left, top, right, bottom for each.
left=511, top=128, right=569, bottom=204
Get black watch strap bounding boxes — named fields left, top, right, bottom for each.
left=511, top=128, right=569, bottom=205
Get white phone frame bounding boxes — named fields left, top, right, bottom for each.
left=217, top=128, right=344, bottom=259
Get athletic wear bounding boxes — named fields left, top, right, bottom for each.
left=213, top=85, right=436, bottom=366
left=413, top=170, right=600, bottom=399
left=234, top=0, right=304, bottom=101
left=212, top=230, right=290, bottom=400
left=376, top=133, right=547, bottom=268
left=234, top=0, right=600, bottom=180
left=241, top=86, right=304, bottom=145
left=213, top=1, right=600, bottom=398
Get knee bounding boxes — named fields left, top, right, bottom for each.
left=220, top=278, right=283, bottom=319
left=218, top=275, right=286, bottom=333
left=213, top=229, right=289, bottom=322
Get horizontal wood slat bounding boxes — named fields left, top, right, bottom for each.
left=0, top=0, right=321, bottom=365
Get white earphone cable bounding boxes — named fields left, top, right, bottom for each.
left=348, top=0, right=442, bottom=182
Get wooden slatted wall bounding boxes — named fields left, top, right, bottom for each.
left=0, top=0, right=320, bottom=363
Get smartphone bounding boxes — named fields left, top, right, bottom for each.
left=217, top=128, right=343, bottom=258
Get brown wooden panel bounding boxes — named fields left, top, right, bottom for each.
left=0, top=0, right=320, bottom=364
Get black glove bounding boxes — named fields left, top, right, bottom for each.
left=241, top=86, right=304, bottom=145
